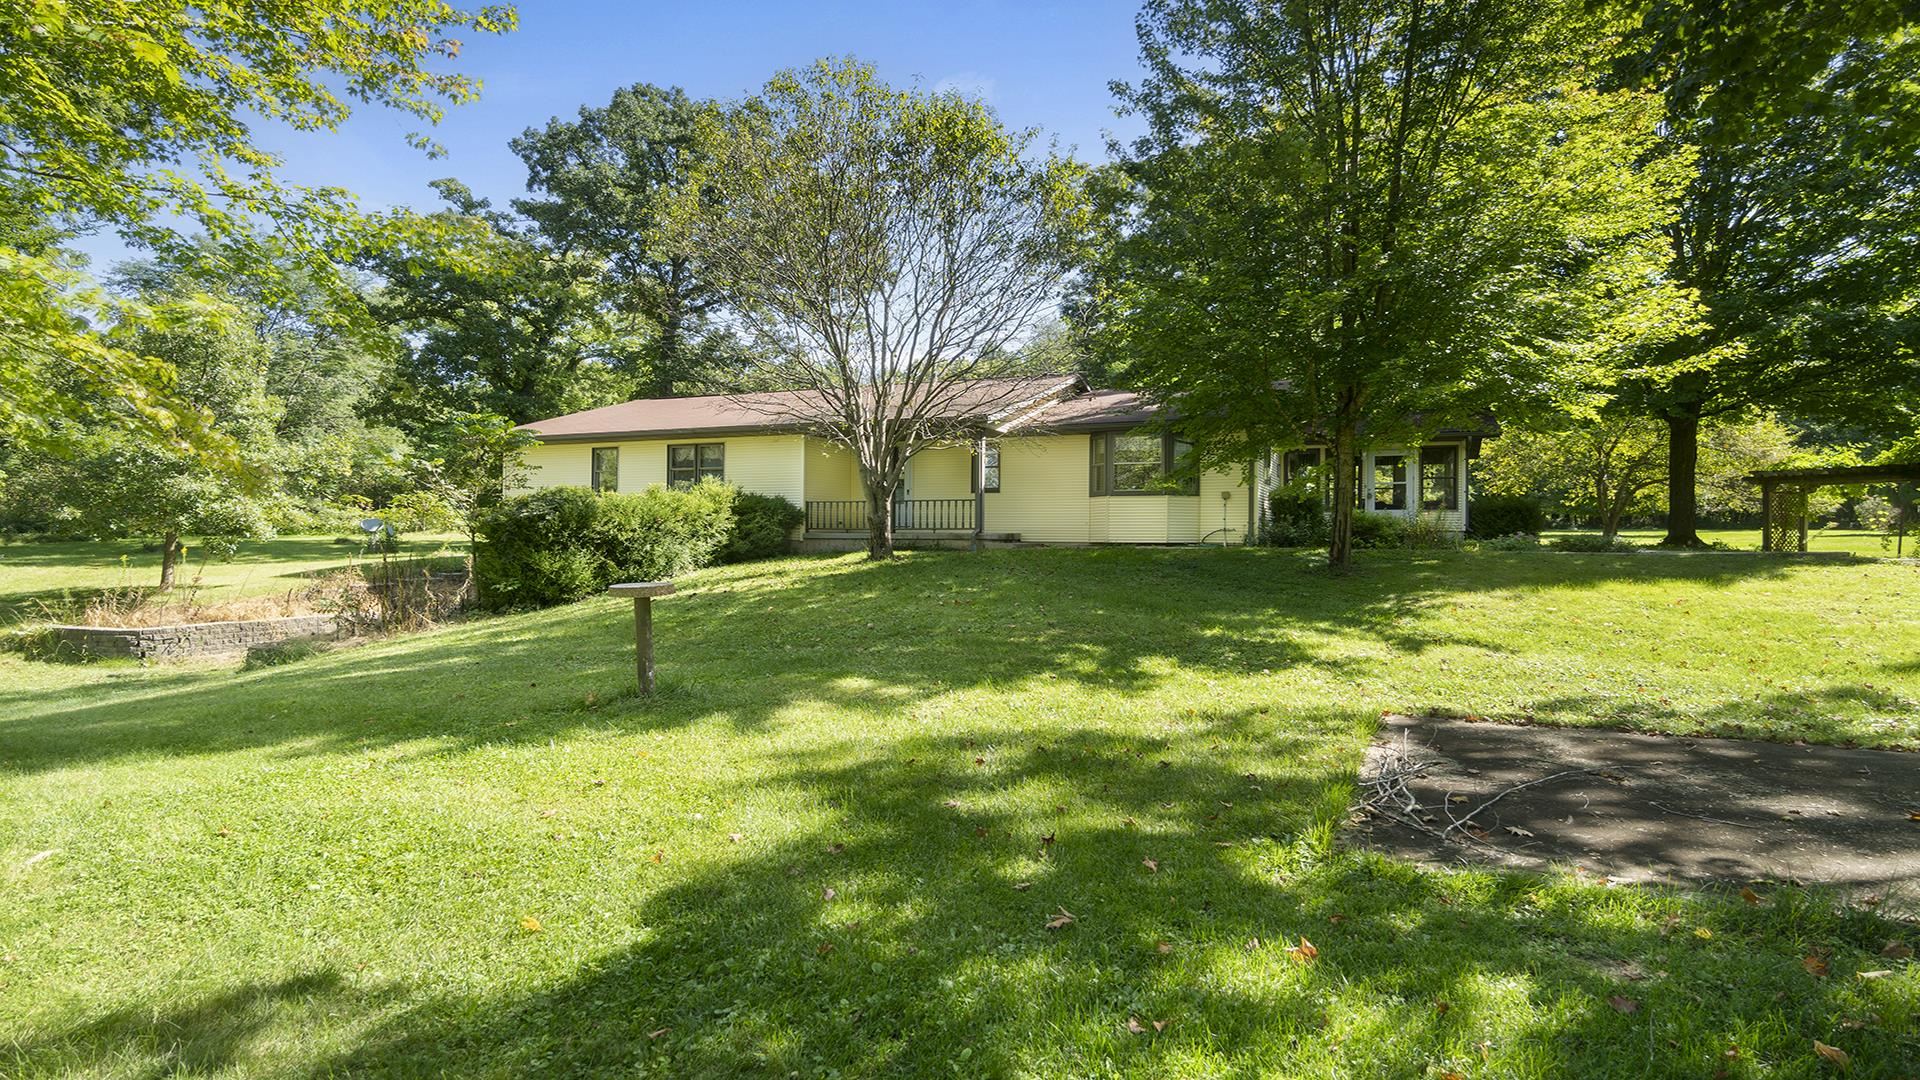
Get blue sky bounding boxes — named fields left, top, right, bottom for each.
left=74, top=1, right=1148, bottom=269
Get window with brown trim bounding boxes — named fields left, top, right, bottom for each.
left=590, top=447, right=619, bottom=493
left=667, top=442, right=724, bottom=487
left=1089, top=432, right=1200, bottom=495
left=971, top=442, right=1000, bottom=493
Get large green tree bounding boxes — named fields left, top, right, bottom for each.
left=1616, top=1, right=1920, bottom=546
left=512, top=84, right=749, bottom=396
left=0, top=0, right=515, bottom=447
left=1086, top=0, right=1691, bottom=567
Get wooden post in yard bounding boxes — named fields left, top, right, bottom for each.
left=608, top=581, right=675, bottom=694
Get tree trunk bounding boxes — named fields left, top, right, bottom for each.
left=159, top=531, right=181, bottom=591
left=865, top=488, right=894, bottom=561
left=1328, top=422, right=1358, bottom=570
left=1661, top=407, right=1703, bottom=547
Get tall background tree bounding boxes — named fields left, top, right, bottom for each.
left=676, top=59, right=1087, bottom=559
left=1084, top=0, right=1693, bottom=567
left=1616, top=1, right=1920, bottom=545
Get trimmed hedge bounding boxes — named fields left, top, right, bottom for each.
left=724, top=492, right=805, bottom=562
left=1469, top=494, right=1546, bottom=539
left=474, top=483, right=740, bottom=611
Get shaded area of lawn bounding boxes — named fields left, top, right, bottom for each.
left=2, top=547, right=1917, bottom=1076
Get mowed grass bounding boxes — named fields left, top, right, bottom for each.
left=1547, top=526, right=1900, bottom=557
left=1, top=543, right=1917, bottom=1077
left=0, top=534, right=466, bottom=624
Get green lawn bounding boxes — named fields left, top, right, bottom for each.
left=1547, top=526, right=1903, bottom=557
left=2, top=542, right=1916, bottom=1076
left=0, top=533, right=466, bottom=625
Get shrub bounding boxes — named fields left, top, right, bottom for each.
left=1475, top=533, right=1541, bottom=552
left=474, top=483, right=736, bottom=611
left=1547, top=533, right=1640, bottom=553
left=1349, top=511, right=1408, bottom=549
left=724, top=492, right=804, bottom=562
left=1265, top=490, right=1327, bottom=547
left=1469, top=494, right=1545, bottom=539
left=1403, top=513, right=1463, bottom=550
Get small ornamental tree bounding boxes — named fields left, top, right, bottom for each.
left=27, top=295, right=285, bottom=588
left=676, top=59, right=1088, bottom=559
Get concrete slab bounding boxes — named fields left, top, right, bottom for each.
left=1353, top=716, right=1920, bottom=904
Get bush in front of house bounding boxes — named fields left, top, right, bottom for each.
left=474, top=483, right=736, bottom=610
left=1349, top=511, right=1409, bottom=549
left=1265, top=490, right=1328, bottom=547
left=1468, top=494, right=1546, bottom=539
left=723, top=492, right=805, bottom=562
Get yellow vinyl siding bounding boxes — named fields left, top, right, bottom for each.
left=983, top=435, right=1093, bottom=542
left=906, top=444, right=975, bottom=501
left=514, top=434, right=806, bottom=507
left=1200, top=465, right=1251, bottom=544
left=803, top=436, right=860, bottom=502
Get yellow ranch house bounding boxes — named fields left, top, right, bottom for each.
left=513, top=376, right=1492, bottom=548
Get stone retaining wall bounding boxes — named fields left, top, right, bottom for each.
left=48, top=614, right=341, bottom=660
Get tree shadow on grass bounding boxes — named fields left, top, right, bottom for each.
left=280, top=712, right=1918, bottom=1077
left=0, top=546, right=1851, bottom=780
left=7, top=971, right=376, bottom=1080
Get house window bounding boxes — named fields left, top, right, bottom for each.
left=667, top=443, right=724, bottom=487
left=1420, top=446, right=1459, bottom=510
left=1282, top=448, right=1323, bottom=485
left=972, top=442, right=1000, bottom=493
left=1089, top=432, right=1200, bottom=495
left=1372, top=454, right=1408, bottom=510
left=590, top=447, right=619, bottom=493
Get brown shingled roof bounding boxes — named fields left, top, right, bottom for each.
left=519, top=375, right=1087, bottom=442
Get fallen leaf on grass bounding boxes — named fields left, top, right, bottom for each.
left=1155, top=941, right=1173, bottom=954
left=1741, top=887, right=1764, bottom=905
left=816, top=942, right=834, bottom=956
left=1803, top=954, right=1830, bottom=978
left=647, top=1027, right=670, bottom=1040
left=519, top=915, right=542, bottom=933
left=1045, top=907, right=1076, bottom=931
left=822, top=886, right=837, bottom=901
left=1434, top=999, right=1450, bottom=1014
left=1328, top=913, right=1348, bottom=925
left=1693, top=927, right=1713, bottom=940
left=943, top=799, right=962, bottom=809
left=973, top=757, right=986, bottom=766
left=1142, top=857, right=1159, bottom=873
left=1122, top=817, right=1138, bottom=828
left=827, top=843, right=846, bottom=855
left=1857, top=970, right=1892, bottom=980
left=1608, top=995, right=1639, bottom=1014
left=1286, top=937, right=1318, bottom=963
left=1813, top=1040, right=1849, bottom=1068
left=1013, top=881, right=1033, bottom=892
left=1040, top=832, right=1056, bottom=847
left=651, top=850, right=664, bottom=864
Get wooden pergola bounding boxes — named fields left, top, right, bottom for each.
left=1749, top=463, right=1920, bottom=552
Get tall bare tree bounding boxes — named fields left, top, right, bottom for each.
left=677, top=59, right=1087, bottom=559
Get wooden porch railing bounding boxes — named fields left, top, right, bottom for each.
left=805, top=499, right=976, bottom=532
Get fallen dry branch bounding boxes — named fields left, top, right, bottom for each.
left=1440, top=767, right=1616, bottom=837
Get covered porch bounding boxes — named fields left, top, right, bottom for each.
left=800, top=435, right=1018, bottom=545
